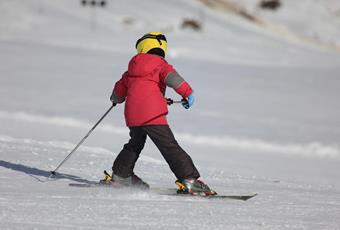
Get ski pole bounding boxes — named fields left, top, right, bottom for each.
left=50, top=104, right=115, bottom=176
left=167, top=98, right=185, bottom=105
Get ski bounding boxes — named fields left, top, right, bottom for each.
left=69, top=182, right=257, bottom=201
left=69, top=182, right=112, bottom=188
left=167, top=193, right=257, bottom=201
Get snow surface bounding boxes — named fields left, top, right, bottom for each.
left=221, top=0, right=340, bottom=48
left=1, top=0, right=340, bottom=229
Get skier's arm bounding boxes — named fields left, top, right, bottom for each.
left=160, top=62, right=194, bottom=109
left=165, top=71, right=193, bottom=98
left=160, top=63, right=193, bottom=98
left=110, top=74, right=127, bottom=104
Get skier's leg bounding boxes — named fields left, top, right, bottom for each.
left=112, top=127, right=147, bottom=178
left=144, top=125, right=200, bottom=180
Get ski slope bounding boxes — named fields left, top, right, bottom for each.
left=1, top=0, right=340, bottom=229
left=229, top=0, right=340, bottom=48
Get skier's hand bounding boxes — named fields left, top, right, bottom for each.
left=110, top=91, right=114, bottom=102
left=182, top=94, right=194, bottom=109
left=109, top=92, right=117, bottom=106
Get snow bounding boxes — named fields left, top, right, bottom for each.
left=220, top=0, right=340, bottom=48
left=1, top=0, right=340, bottom=229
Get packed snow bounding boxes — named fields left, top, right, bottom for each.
left=1, top=0, right=340, bottom=229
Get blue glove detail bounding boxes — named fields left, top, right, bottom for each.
left=182, top=94, right=194, bottom=109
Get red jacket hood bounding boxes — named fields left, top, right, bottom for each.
left=127, top=53, right=164, bottom=77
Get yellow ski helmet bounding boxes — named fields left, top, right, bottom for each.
left=135, top=32, right=167, bottom=57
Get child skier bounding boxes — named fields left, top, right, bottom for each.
left=107, top=32, right=216, bottom=196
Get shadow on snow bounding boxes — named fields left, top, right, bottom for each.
left=0, top=160, right=94, bottom=184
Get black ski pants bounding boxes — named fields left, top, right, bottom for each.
left=112, top=125, right=200, bottom=180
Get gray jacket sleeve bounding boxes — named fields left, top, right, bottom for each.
left=165, top=71, right=185, bottom=89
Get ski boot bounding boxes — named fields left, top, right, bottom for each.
left=99, top=170, right=116, bottom=186
left=175, top=178, right=217, bottom=196
left=100, top=170, right=149, bottom=189
left=112, top=173, right=150, bottom=190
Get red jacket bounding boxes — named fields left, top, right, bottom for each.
left=113, top=53, right=193, bottom=127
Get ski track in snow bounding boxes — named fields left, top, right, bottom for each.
left=0, top=110, right=339, bottom=160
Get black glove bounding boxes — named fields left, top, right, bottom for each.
left=110, top=92, right=117, bottom=106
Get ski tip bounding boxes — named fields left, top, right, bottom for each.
left=244, top=193, right=258, bottom=200
left=240, top=193, right=258, bottom=201
left=210, top=193, right=258, bottom=201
